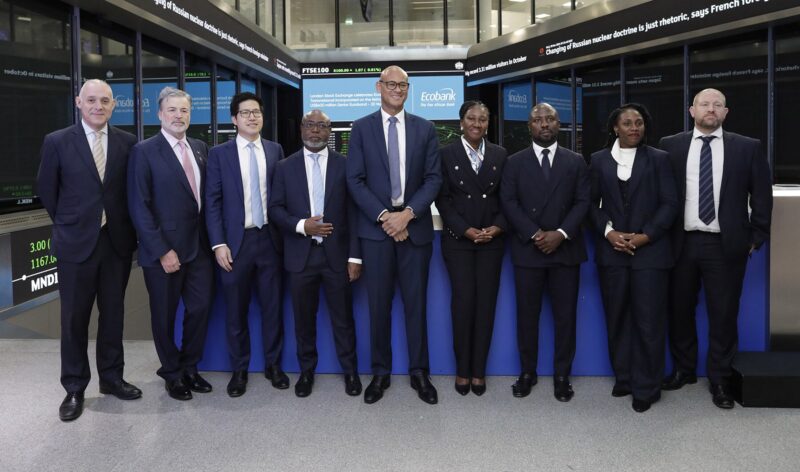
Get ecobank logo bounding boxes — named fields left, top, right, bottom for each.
left=419, top=87, right=457, bottom=109
left=507, top=89, right=528, bottom=106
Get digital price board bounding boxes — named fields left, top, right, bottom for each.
left=9, top=225, right=59, bottom=305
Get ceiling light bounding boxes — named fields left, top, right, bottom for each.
left=535, top=13, right=551, bottom=19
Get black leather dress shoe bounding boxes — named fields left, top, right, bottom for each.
left=612, top=382, right=632, bottom=397
left=512, top=372, right=537, bottom=398
left=661, top=371, right=697, bottom=391
left=471, top=380, right=487, bottom=397
left=227, top=371, right=248, bottom=398
left=295, top=371, right=314, bottom=398
left=166, top=378, right=192, bottom=401
left=632, top=398, right=651, bottom=413
left=344, top=374, right=362, bottom=396
left=455, top=379, right=470, bottom=396
left=554, top=376, right=574, bottom=402
left=184, top=373, right=212, bottom=393
left=710, top=384, right=735, bottom=409
left=265, top=365, right=290, bottom=390
left=99, top=379, right=142, bottom=400
left=410, top=373, right=438, bottom=405
left=59, top=392, right=84, bottom=422
left=363, top=375, right=390, bottom=404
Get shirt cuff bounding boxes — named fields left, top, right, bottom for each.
left=212, top=243, right=227, bottom=251
left=557, top=228, right=569, bottom=240
left=377, top=209, right=388, bottom=222
left=296, top=219, right=307, bottom=236
left=348, top=258, right=362, bottom=265
left=604, top=222, right=614, bottom=237
left=405, top=206, right=415, bottom=218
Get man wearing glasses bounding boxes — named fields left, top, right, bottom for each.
left=205, top=92, right=289, bottom=397
left=270, top=110, right=363, bottom=398
left=346, top=65, right=442, bottom=405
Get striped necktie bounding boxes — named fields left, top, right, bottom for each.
left=698, top=135, right=716, bottom=225
left=92, top=130, right=107, bottom=226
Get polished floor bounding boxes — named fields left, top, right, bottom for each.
left=1, top=339, right=799, bottom=472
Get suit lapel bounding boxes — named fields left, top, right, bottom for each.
left=157, top=133, right=195, bottom=200
left=371, top=112, right=390, bottom=174
left=459, top=144, right=482, bottom=187
left=522, top=147, right=548, bottom=201
left=404, top=111, right=414, bottom=180
left=225, top=140, right=245, bottom=204
left=720, top=131, right=732, bottom=200
left=625, top=146, right=647, bottom=198
left=70, top=124, right=103, bottom=186
left=677, top=132, right=693, bottom=199
left=324, top=152, right=338, bottom=208
left=295, top=151, right=312, bottom=213
left=544, top=146, right=566, bottom=200
left=601, top=151, right=624, bottom=213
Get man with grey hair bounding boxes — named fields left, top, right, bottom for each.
left=128, top=86, right=214, bottom=401
left=39, top=79, right=140, bottom=421
left=270, top=109, right=362, bottom=398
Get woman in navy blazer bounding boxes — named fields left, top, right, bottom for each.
left=436, top=101, right=507, bottom=396
left=589, top=103, right=678, bottom=413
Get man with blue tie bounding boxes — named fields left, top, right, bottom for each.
left=500, top=103, right=589, bottom=403
left=38, top=79, right=141, bottom=421
left=270, top=110, right=362, bottom=398
left=205, top=92, right=288, bottom=398
left=128, top=87, right=214, bottom=401
left=346, top=65, right=442, bottom=405
left=659, top=88, right=772, bottom=409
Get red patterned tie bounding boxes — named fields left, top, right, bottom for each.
left=178, top=141, right=198, bottom=203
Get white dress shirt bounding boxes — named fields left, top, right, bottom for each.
left=381, top=107, right=407, bottom=207
left=295, top=146, right=361, bottom=265
left=684, top=126, right=724, bottom=233
left=531, top=141, right=569, bottom=240
left=236, top=134, right=268, bottom=229
left=604, top=139, right=637, bottom=236
left=461, top=136, right=485, bottom=169
left=161, top=129, right=201, bottom=211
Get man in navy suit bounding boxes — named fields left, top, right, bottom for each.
left=270, top=109, right=363, bottom=398
left=38, top=79, right=141, bottom=422
left=205, top=92, right=289, bottom=398
left=500, top=103, right=589, bottom=403
left=659, top=88, right=772, bottom=409
left=128, top=87, right=214, bottom=401
left=346, top=65, right=442, bottom=405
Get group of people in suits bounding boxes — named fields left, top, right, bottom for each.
left=38, top=69, right=771, bottom=422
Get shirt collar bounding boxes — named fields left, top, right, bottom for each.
left=81, top=119, right=108, bottom=137
left=304, top=146, right=328, bottom=158
left=236, top=134, right=261, bottom=151
left=532, top=141, right=557, bottom=157
left=692, top=126, right=723, bottom=139
left=161, top=129, right=188, bottom=150
left=461, top=136, right=484, bottom=156
left=380, top=107, right=405, bottom=125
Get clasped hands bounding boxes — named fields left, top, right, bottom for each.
left=381, top=209, right=412, bottom=242
left=532, top=229, right=565, bottom=255
left=464, top=226, right=503, bottom=244
left=606, top=230, right=650, bottom=255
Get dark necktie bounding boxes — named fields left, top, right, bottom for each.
left=698, top=135, right=716, bottom=225
left=541, top=148, right=551, bottom=181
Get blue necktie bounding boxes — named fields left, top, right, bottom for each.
left=468, top=147, right=481, bottom=173
left=698, top=135, right=716, bottom=225
left=310, top=153, right=324, bottom=244
left=388, top=116, right=402, bottom=201
left=540, top=148, right=551, bottom=181
left=248, top=142, right=264, bottom=229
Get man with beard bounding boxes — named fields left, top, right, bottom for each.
left=500, top=102, right=589, bottom=403
left=205, top=92, right=289, bottom=397
left=270, top=109, right=363, bottom=398
left=659, top=88, right=772, bottom=409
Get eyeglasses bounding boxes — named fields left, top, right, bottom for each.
left=301, top=121, right=331, bottom=130
left=238, top=109, right=263, bottom=118
left=379, top=80, right=409, bottom=91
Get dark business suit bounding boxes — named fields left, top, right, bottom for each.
left=589, top=145, right=678, bottom=401
left=269, top=148, right=360, bottom=374
left=346, top=109, right=442, bottom=376
left=435, top=140, right=507, bottom=379
left=659, top=130, right=772, bottom=384
left=128, top=132, right=214, bottom=382
left=38, top=123, right=137, bottom=394
left=205, top=138, right=284, bottom=371
left=500, top=145, right=589, bottom=376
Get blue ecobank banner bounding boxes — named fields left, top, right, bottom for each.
left=535, top=82, right=583, bottom=125
left=503, top=81, right=532, bottom=122
left=109, top=81, right=236, bottom=126
left=303, top=75, right=463, bottom=122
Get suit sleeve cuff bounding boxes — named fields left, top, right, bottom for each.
left=211, top=243, right=227, bottom=251
left=296, top=219, right=307, bottom=236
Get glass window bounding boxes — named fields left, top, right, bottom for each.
left=626, top=48, right=684, bottom=143
left=242, top=77, right=257, bottom=94
left=576, top=61, right=621, bottom=161
left=261, top=81, right=274, bottom=140
left=1, top=0, right=71, bottom=213
left=535, top=72, right=575, bottom=149
left=689, top=31, right=768, bottom=157
left=535, top=0, right=571, bottom=24
left=395, top=0, right=444, bottom=46
left=447, top=0, right=475, bottom=45
left=286, top=0, right=335, bottom=49
left=258, top=0, right=273, bottom=35
left=275, top=0, right=285, bottom=43
left=184, top=54, right=212, bottom=145
left=502, top=80, right=533, bottom=155
left=217, top=66, right=237, bottom=143
left=774, top=22, right=799, bottom=183
left=80, top=23, right=135, bottom=136
left=339, top=0, right=388, bottom=47
left=478, top=0, right=498, bottom=42
left=141, top=37, right=178, bottom=139
left=501, top=0, right=530, bottom=34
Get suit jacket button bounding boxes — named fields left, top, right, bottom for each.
left=490, top=182, right=494, bottom=186
left=459, top=181, right=464, bottom=185
left=454, top=165, right=459, bottom=170
left=532, top=208, right=537, bottom=212
left=482, top=194, right=487, bottom=198
left=493, top=166, right=497, bottom=171
left=467, top=195, right=471, bottom=199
